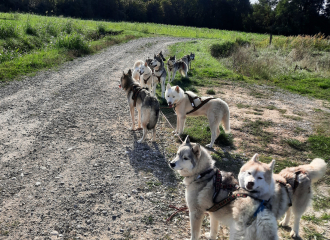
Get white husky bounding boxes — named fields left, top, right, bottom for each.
left=170, top=137, right=279, bottom=240
left=132, top=60, right=144, bottom=82
left=139, top=62, right=154, bottom=95
left=239, top=154, right=327, bottom=238
left=165, top=84, right=230, bottom=148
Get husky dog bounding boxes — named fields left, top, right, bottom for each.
left=165, top=84, right=230, bottom=148
left=132, top=60, right=144, bottom=82
left=151, top=54, right=167, bottom=98
left=119, top=69, right=160, bottom=143
left=157, top=50, right=166, bottom=62
left=167, top=56, right=188, bottom=82
left=181, top=52, right=195, bottom=70
left=139, top=62, right=154, bottom=95
left=169, top=137, right=278, bottom=240
left=239, top=154, right=327, bottom=238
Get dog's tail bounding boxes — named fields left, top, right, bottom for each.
left=222, top=103, right=230, bottom=134
left=303, top=158, right=327, bottom=183
left=147, top=99, right=160, bottom=130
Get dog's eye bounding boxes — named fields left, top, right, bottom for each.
left=183, top=157, right=188, bottom=160
left=248, top=172, right=251, bottom=175
left=173, top=96, right=175, bottom=98
left=258, top=177, right=263, bottom=180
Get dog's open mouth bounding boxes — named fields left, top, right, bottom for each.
left=168, top=104, right=173, bottom=108
left=119, top=85, right=121, bottom=88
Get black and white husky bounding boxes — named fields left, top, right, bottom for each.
left=151, top=54, right=167, bottom=98
left=119, top=69, right=160, bottom=143
left=167, top=56, right=188, bottom=82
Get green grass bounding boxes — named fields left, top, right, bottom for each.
left=283, top=138, right=306, bottom=151
left=206, top=89, right=216, bottom=95
left=237, top=103, right=250, bottom=109
left=302, top=213, right=330, bottom=224
left=179, top=116, right=233, bottom=147
left=0, top=12, right=146, bottom=81
left=240, top=120, right=274, bottom=146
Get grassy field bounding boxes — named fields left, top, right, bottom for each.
left=0, top=12, right=147, bottom=81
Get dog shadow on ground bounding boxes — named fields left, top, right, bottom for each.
left=124, top=130, right=179, bottom=186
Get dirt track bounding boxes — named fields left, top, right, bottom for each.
left=0, top=37, right=192, bottom=240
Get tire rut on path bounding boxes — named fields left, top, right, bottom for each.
left=0, top=37, right=192, bottom=240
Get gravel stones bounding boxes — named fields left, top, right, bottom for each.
left=0, top=37, right=193, bottom=240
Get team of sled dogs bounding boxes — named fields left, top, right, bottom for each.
left=119, top=51, right=327, bottom=239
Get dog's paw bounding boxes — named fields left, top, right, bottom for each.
left=129, top=126, right=135, bottom=131
left=290, top=230, right=299, bottom=238
left=204, top=232, right=216, bottom=240
left=205, top=143, right=213, bottom=148
left=279, top=219, right=288, bottom=227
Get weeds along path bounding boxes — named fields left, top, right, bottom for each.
left=0, top=37, right=193, bottom=240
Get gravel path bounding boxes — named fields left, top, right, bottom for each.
left=0, top=37, right=192, bottom=240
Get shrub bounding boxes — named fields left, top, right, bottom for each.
left=0, top=23, right=17, bottom=39
left=210, top=41, right=236, bottom=58
left=55, top=33, right=90, bottom=53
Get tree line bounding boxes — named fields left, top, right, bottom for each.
left=1, top=0, right=330, bottom=36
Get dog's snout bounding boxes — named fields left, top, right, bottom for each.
left=170, top=162, right=176, bottom=168
left=168, top=101, right=172, bottom=105
left=246, top=182, right=254, bottom=190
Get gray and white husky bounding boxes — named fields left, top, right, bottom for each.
left=239, top=154, right=327, bottom=238
left=169, top=137, right=278, bottom=240
left=167, top=55, right=188, bottom=82
left=165, top=84, right=230, bottom=148
left=151, top=54, right=167, bottom=98
left=181, top=52, right=195, bottom=70
left=139, top=61, right=154, bottom=95
left=119, top=69, right=160, bottom=143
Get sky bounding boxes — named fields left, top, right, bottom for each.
left=250, top=0, right=259, bottom=4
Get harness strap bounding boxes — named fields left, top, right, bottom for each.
left=143, top=75, right=151, bottom=84
left=276, top=180, right=293, bottom=207
left=132, top=86, right=143, bottom=107
left=207, top=193, right=250, bottom=212
left=185, top=92, right=215, bottom=115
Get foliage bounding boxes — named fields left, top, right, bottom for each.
left=1, top=0, right=330, bottom=36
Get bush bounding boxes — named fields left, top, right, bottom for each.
left=0, top=23, right=17, bottom=39
left=55, top=33, right=90, bottom=53
left=210, top=41, right=236, bottom=58
left=210, top=38, right=251, bottom=58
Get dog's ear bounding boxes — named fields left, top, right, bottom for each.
left=184, top=135, right=190, bottom=145
left=145, top=62, right=147, bottom=66
left=128, top=69, right=132, bottom=76
left=166, top=83, right=171, bottom=89
left=123, top=71, right=125, bottom=76
left=154, top=54, right=156, bottom=58
left=251, top=153, right=259, bottom=162
left=175, top=85, right=180, bottom=93
left=269, top=160, right=276, bottom=172
left=192, top=143, right=201, bottom=159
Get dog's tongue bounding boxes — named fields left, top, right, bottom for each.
left=119, top=85, right=121, bottom=88
left=169, top=104, right=173, bottom=108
